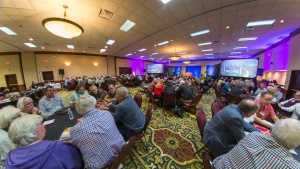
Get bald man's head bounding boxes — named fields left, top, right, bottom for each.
left=115, top=87, right=129, bottom=102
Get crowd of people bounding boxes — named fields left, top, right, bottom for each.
left=1, top=73, right=300, bottom=168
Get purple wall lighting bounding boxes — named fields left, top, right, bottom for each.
left=130, top=59, right=144, bottom=75
left=263, top=40, right=289, bottom=71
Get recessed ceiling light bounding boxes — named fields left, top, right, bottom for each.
left=204, top=54, right=213, bottom=55
left=170, top=40, right=173, bottom=41
left=238, top=37, right=257, bottom=41
left=0, top=27, right=17, bottom=35
left=138, top=48, right=147, bottom=52
left=157, top=41, right=169, bottom=46
left=29, top=38, right=33, bottom=41
left=246, top=20, right=275, bottom=27
left=41, top=47, right=44, bottom=49
left=100, top=49, right=106, bottom=53
left=280, top=20, right=284, bottom=23
left=202, top=49, right=213, bottom=52
left=161, top=0, right=172, bottom=4
left=230, top=52, right=242, bottom=54
left=223, top=43, right=225, bottom=44
left=119, top=20, right=135, bottom=32
left=154, top=44, right=157, bottom=47
left=83, top=51, right=85, bottom=52
left=190, top=29, right=210, bottom=37
left=233, top=46, right=247, bottom=49
left=24, top=43, right=36, bottom=48
left=67, top=45, right=74, bottom=49
left=198, top=42, right=212, bottom=46
left=226, top=26, right=229, bottom=29
left=106, top=39, right=115, bottom=45
left=152, top=52, right=158, bottom=55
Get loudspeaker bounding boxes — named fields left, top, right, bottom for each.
left=257, top=68, right=264, bottom=76
left=58, top=69, right=64, bottom=75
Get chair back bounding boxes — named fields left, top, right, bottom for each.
left=196, top=108, right=207, bottom=139
left=226, top=94, right=237, bottom=104
left=147, top=90, right=155, bottom=101
left=134, top=94, right=142, bottom=108
left=163, top=92, right=176, bottom=107
left=128, top=79, right=134, bottom=84
left=215, top=88, right=222, bottom=100
left=143, top=105, right=152, bottom=136
left=202, top=152, right=214, bottom=169
left=109, top=136, right=138, bottom=169
left=189, top=94, right=202, bottom=108
left=211, top=100, right=223, bottom=117
left=271, top=103, right=280, bottom=112
left=217, top=85, right=222, bottom=91
left=100, top=83, right=107, bottom=90
left=248, top=86, right=253, bottom=94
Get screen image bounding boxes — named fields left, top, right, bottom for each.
left=221, top=59, right=258, bottom=78
left=147, top=64, right=164, bottom=73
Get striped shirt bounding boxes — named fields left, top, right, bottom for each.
left=70, top=108, right=125, bottom=169
left=213, top=132, right=300, bottom=169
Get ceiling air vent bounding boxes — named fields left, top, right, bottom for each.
left=99, top=9, right=115, bottom=20
left=212, top=40, right=220, bottom=44
left=243, top=26, right=255, bottom=32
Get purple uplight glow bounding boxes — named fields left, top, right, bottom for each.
left=129, top=59, right=145, bottom=75
left=263, top=40, right=289, bottom=71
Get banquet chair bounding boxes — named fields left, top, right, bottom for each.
left=67, top=82, right=75, bottom=90
left=143, top=87, right=149, bottom=101
left=202, top=152, right=214, bottom=169
left=128, top=79, right=135, bottom=87
left=133, top=105, right=152, bottom=152
left=163, top=92, right=176, bottom=113
left=211, top=100, right=223, bottom=117
left=100, top=83, right=107, bottom=91
left=181, top=94, right=202, bottom=116
left=133, top=94, right=142, bottom=108
left=215, top=89, right=227, bottom=106
left=194, top=108, right=208, bottom=155
left=225, top=94, right=237, bottom=105
left=147, top=90, right=160, bottom=109
left=108, top=136, right=138, bottom=169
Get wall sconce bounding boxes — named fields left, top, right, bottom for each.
left=65, top=62, right=71, bottom=66
left=93, top=63, right=98, bottom=66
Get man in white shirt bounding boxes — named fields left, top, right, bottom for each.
left=278, top=91, right=300, bottom=114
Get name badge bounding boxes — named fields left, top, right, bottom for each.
left=260, top=111, right=265, bottom=116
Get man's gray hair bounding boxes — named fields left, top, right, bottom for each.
left=238, top=99, right=258, bottom=114
left=117, top=87, right=129, bottom=97
left=8, top=114, right=42, bottom=147
left=271, top=118, right=300, bottom=150
left=17, top=97, right=32, bottom=112
left=0, top=106, right=21, bottom=128
left=75, top=95, right=97, bottom=115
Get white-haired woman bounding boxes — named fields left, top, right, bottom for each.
left=17, top=97, right=47, bottom=119
left=5, top=115, right=83, bottom=169
left=0, top=106, right=21, bottom=168
left=70, top=95, right=125, bottom=169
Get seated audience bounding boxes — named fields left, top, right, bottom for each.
left=64, top=77, right=69, bottom=89
left=291, top=106, right=300, bottom=120
left=278, top=91, right=300, bottom=114
left=172, top=76, right=178, bottom=85
left=17, top=97, right=47, bottom=119
left=0, top=106, right=20, bottom=167
left=253, top=92, right=279, bottom=129
left=203, top=99, right=258, bottom=157
left=105, top=87, right=145, bottom=140
left=31, top=81, right=37, bottom=89
left=154, top=79, right=164, bottom=107
left=275, top=85, right=283, bottom=103
left=188, top=81, right=198, bottom=97
left=5, top=115, right=83, bottom=168
left=255, top=86, right=277, bottom=102
left=89, top=85, right=106, bottom=102
left=213, top=118, right=300, bottom=168
left=254, top=83, right=266, bottom=95
left=148, top=78, right=157, bottom=93
left=217, top=77, right=224, bottom=86
left=230, top=80, right=246, bottom=96
left=221, top=79, right=234, bottom=96
left=39, top=86, right=67, bottom=117
left=104, top=84, right=116, bottom=103
left=164, top=80, right=175, bottom=94
left=70, top=95, right=125, bottom=169
left=176, top=80, right=193, bottom=101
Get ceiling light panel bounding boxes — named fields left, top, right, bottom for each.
left=198, top=42, right=212, bottom=46
left=138, top=48, right=147, bottom=52
left=119, top=20, right=135, bottom=32
left=233, top=46, right=247, bottom=49
left=204, top=53, right=213, bottom=55
left=230, top=52, right=242, bottom=54
left=100, top=49, right=106, bottom=52
left=161, top=0, right=171, bottom=4
left=157, top=41, right=169, bottom=46
left=238, top=37, right=258, bottom=41
left=106, top=39, right=115, bottom=45
left=246, top=20, right=276, bottom=27
left=202, top=49, right=213, bottom=52
left=67, top=45, right=74, bottom=49
left=190, top=29, right=210, bottom=37
left=152, top=52, right=158, bottom=55
left=0, top=27, right=17, bottom=35
left=24, top=43, right=36, bottom=47
left=178, top=52, right=187, bottom=54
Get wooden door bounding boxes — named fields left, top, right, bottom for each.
left=286, top=70, right=300, bottom=99
left=42, top=71, right=54, bottom=81
left=119, top=67, right=132, bottom=75
left=5, top=74, right=18, bottom=92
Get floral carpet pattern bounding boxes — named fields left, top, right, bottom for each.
left=57, top=86, right=216, bottom=169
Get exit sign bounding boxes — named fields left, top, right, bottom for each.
left=44, top=60, right=48, bottom=63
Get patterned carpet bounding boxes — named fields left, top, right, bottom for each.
left=56, top=85, right=215, bottom=169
